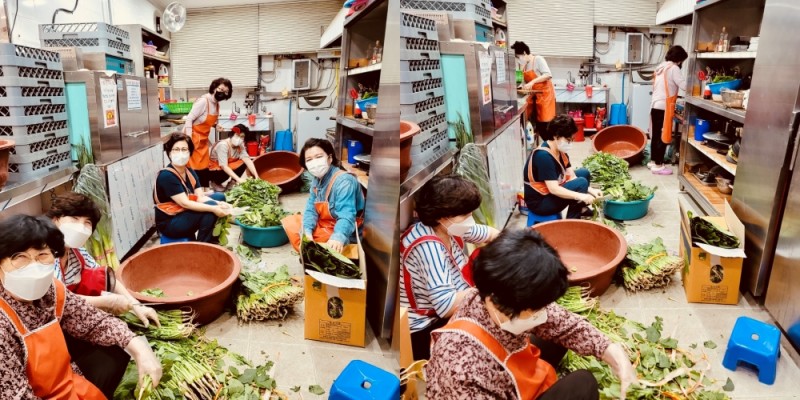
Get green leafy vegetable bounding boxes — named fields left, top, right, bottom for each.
left=226, top=179, right=282, bottom=208
left=236, top=265, right=304, bottom=322
left=456, top=143, right=495, bottom=227
left=604, top=180, right=657, bottom=202
left=139, top=288, right=166, bottom=298
left=618, top=238, right=683, bottom=291
left=119, top=309, right=196, bottom=340
left=301, top=235, right=362, bottom=279
left=449, top=112, right=473, bottom=150
left=704, top=340, right=718, bottom=349
left=239, top=203, right=291, bottom=228
left=582, top=152, right=631, bottom=190
left=309, top=385, right=326, bottom=395
left=712, top=75, right=735, bottom=84
left=213, top=217, right=232, bottom=246
left=722, top=377, right=734, bottom=392
left=688, top=212, right=740, bottom=249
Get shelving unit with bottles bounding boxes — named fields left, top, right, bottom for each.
left=334, top=0, right=389, bottom=190
left=490, top=0, right=508, bottom=48
left=678, top=0, right=764, bottom=216
left=121, top=25, right=172, bottom=101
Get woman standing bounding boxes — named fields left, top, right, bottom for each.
left=524, top=115, right=602, bottom=219
left=155, top=133, right=231, bottom=242
left=281, top=138, right=365, bottom=253
left=184, top=77, right=233, bottom=187
left=512, top=41, right=556, bottom=134
left=400, top=175, right=500, bottom=361
left=649, top=46, right=688, bottom=175
left=0, top=215, right=161, bottom=399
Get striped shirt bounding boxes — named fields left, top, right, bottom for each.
left=400, top=222, right=491, bottom=332
left=53, top=247, right=100, bottom=287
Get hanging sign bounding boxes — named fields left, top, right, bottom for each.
left=479, top=51, right=493, bottom=105
left=126, top=79, right=142, bottom=110
left=99, top=78, right=118, bottom=129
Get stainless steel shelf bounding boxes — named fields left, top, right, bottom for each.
left=685, top=96, right=746, bottom=124
left=400, top=148, right=457, bottom=203
left=687, top=138, right=737, bottom=176
left=696, top=51, right=757, bottom=59
left=348, top=63, right=382, bottom=76
left=492, top=18, right=507, bottom=28
left=695, top=0, right=728, bottom=12
left=0, top=167, right=78, bottom=210
left=337, top=116, right=375, bottom=136
left=679, top=174, right=723, bottom=216
left=143, top=53, right=170, bottom=63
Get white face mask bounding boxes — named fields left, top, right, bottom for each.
left=2, top=262, right=55, bottom=301
left=231, top=136, right=243, bottom=147
left=171, top=152, right=190, bottom=167
left=445, top=215, right=476, bottom=237
left=558, top=139, right=573, bottom=153
left=59, top=221, right=92, bottom=249
left=306, top=157, right=330, bottom=179
left=493, top=308, right=549, bottom=335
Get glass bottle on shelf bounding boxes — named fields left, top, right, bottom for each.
left=373, top=40, right=382, bottom=64
left=717, top=27, right=728, bottom=52
left=365, top=43, right=373, bottom=67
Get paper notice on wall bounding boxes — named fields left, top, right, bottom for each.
left=126, top=79, right=142, bottom=110
left=496, top=52, right=507, bottom=84
left=479, top=51, right=493, bottom=105
left=99, top=78, right=118, bottom=129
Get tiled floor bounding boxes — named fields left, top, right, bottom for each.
left=141, top=191, right=396, bottom=398
left=508, top=138, right=800, bottom=399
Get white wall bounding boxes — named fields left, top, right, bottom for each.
left=7, top=0, right=159, bottom=48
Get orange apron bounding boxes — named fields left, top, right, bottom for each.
left=433, top=318, right=557, bottom=399
left=524, top=58, right=556, bottom=124
left=153, top=167, right=199, bottom=216
left=0, top=279, right=106, bottom=399
left=188, top=94, right=219, bottom=170
left=208, top=140, right=245, bottom=171
left=525, top=147, right=573, bottom=195
left=282, top=171, right=360, bottom=252
left=657, top=65, right=677, bottom=144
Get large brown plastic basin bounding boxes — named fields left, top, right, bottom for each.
left=0, top=139, right=14, bottom=189
left=118, top=243, right=241, bottom=325
left=253, top=151, right=304, bottom=192
left=592, top=125, right=647, bottom=165
left=400, top=121, right=420, bottom=181
left=532, top=220, right=627, bottom=296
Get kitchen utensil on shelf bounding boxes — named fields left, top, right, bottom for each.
left=703, top=132, right=734, bottom=144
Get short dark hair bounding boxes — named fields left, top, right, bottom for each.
left=665, top=45, right=688, bottom=64
left=540, top=115, right=578, bottom=141
left=46, top=192, right=102, bottom=231
left=511, top=41, right=530, bottom=56
left=415, top=175, right=482, bottom=227
left=472, top=229, right=569, bottom=318
left=298, top=138, right=340, bottom=170
left=228, top=123, right=250, bottom=139
left=209, top=77, right=233, bottom=100
left=164, top=132, right=194, bottom=156
left=0, top=214, right=65, bottom=260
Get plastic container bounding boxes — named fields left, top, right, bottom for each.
left=592, top=125, right=647, bottom=165
left=400, top=120, right=421, bottom=180
left=162, top=102, right=193, bottom=114
left=707, top=79, right=742, bottom=94
left=695, top=118, right=710, bottom=141
left=0, top=139, right=14, bottom=189
left=584, top=113, right=595, bottom=131
left=347, top=140, right=363, bottom=164
left=143, top=43, right=157, bottom=55
left=603, top=193, right=655, bottom=221
left=236, top=220, right=290, bottom=248
left=355, top=97, right=379, bottom=112
left=573, top=117, right=585, bottom=142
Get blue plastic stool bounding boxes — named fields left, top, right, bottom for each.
left=160, top=235, right=189, bottom=245
left=526, top=211, right=562, bottom=227
left=722, top=316, right=782, bottom=385
left=330, top=360, right=400, bottom=400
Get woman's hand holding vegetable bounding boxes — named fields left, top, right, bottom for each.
left=326, top=239, right=344, bottom=253
left=577, top=193, right=597, bottom=205
left=588, top=187, right=603, bottom=198
left=213, top=206, right=232, bottom=218
left=99, top=293, right=134, bottom=315
left=131, top=304, right=161, bottom=328
left=602, top=343, right=637, bottom=399
left=125, top=336, right=163, bottom=389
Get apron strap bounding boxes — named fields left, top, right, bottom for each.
left=323, top=170, right=345, bottom=202
left=53, top=279, right=66, bottom=320
left=0, top=292, right=29, bottom=334
left=400, top=231, right=467, bottom=317
left=436, top=318, right=511, bottom=362
left=153, top=167, right=197, bottom=205
left=525, top=147, right=568, bottom=188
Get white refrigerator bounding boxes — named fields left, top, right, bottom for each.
left=630, top=82, right=653, bottom=133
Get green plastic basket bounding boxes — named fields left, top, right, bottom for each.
left=163, top=102, right=194, bottom=114
left=235, top=219, right=289, bottom=248
left=603, top=193, right=655, bottom=221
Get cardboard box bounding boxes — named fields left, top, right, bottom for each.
left=679, top=200, right=746, bottom=305
left=302, top=237, right=368, bottom=347
left=398, top=307, right=413, bottom=369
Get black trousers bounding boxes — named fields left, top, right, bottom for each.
left=650, top=108, right=669, bottom=165
left=208, top=164, right=247, bottom=185
left=410, top=317, right=448, bottom=361
left=530, top=336, right=599, bottom=400
left=65, top=334, right=130, bottom=398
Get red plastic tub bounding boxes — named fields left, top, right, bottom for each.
left=573, top=117, right=585, bottom=142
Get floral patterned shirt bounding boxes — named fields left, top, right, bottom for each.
left=425, top=289, right=611, bottom=399
left=0, top=283, right=135, bottom=399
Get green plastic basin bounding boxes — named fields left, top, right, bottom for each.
left=603, top=193, right=654, bottom=221
left=235, top=219, right=289, bottom=248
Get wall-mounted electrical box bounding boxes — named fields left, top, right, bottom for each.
left=596, top=26, right=610, bottom=44
left=625, top=33, right=645, bottom=64
left=292, top=59, right=312, bottom=90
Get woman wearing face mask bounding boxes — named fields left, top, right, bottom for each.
left=155, top=133, right=232, bottom=243
left=208, top=124, right=259, bottom=192
left=281, top=138, right=365, bottom=253
left=524, top=115, right=602, bottom=219
left=426, top=229, right=636, bottom=400
left=648, top=45, right=688, bottom=175
left=184, top=77, right=233, bottom=187
left=512, top=41, right=556, bottom=134
left=0, top=215, right=162, bottom=399
left=400, top=175, right=501, bottom=361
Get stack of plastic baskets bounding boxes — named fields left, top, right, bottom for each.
left=39, top=22, right=132, bottom=61
left=0, top=44, right=71, bottom=183
left=400, top=12, right=450, bottom=168
left=400, top=0, right=493, bottom=42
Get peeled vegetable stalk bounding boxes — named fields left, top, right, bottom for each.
left=73, top=164, right=120, bottom=270
left=619, top=238, right=683, bottom=291
left=556, top=287, right=731, bottom=399
left=236, top=265, right=304, bottom=322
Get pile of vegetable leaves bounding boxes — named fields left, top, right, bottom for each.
left=618, top=238, right=683, bottom=291
left=583, top=152, right=656, bottom=203
left=688, top=211, right=740, bottom=249
left=119, top=309, right=195, bottom=341
left=556, top=286, right=732, bottom=400
left=238, top=204, right=290, bottom=228
left=215, top=179, right=290, bottom=245
left=605, top=180, right=657, bottom=202
left=139, top=288, right=166, bottom=298
left=237, top=265, right=304, bottom=322
left=456, top=143, right=495, bottom=227
left=226, top=179, right=282, bottom=208
left=301, top=235, right=362, bottom=279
